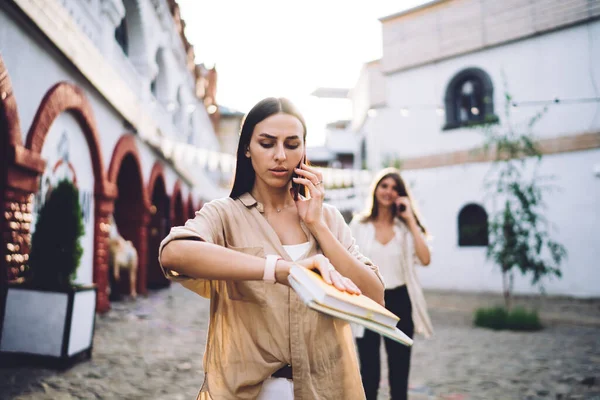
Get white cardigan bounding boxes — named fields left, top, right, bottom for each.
left=350, top=216, right=434, bottom=338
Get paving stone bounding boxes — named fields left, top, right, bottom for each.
left=0, top=285, right=599, bottom=400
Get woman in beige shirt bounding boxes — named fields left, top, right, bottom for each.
left=159, top=97, right=384, bottom=400
left=350, top=168, right=433, bottom=400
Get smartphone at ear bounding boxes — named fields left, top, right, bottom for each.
left=291, top=154, right=306, bottom=201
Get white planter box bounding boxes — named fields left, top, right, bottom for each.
left=0, top=285, right=97, bottom=368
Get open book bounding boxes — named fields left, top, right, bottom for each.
left=288, top=265, right=413, bottom=347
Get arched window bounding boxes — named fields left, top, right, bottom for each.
left=443, top=68, right=498, bottom=130
left=458, top=203, right=488, bottom=247
left=152, top=48, right=170, bottom=101
left=116, top=0, right=144, bottom=59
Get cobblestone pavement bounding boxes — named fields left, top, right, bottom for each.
left=1, top=285, right=599, bottom=400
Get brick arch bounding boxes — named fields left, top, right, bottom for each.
left=147, top=161, right=166, bottom=201
left=24, top=81, right=116, bottom=312
left=146, top=162, right=170, bottom=289
left=0, top=56, right=22, bottom=147
left=26, top=82, right=109, bottom=196
left=108, top=134, right=150, bottom=209
left=1, top=55, right=44, bottom=287
left=108, top=133, right=150, bottom=298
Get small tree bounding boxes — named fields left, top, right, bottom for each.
left=28, top=179, right=84, bottom=289
left=479, top=86, right=567, bottom=310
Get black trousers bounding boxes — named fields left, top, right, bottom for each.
left=356, top=285, right=414, bottom=400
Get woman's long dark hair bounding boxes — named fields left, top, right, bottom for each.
left=360, top=168, right=428, bottom=235
left=229, top=97, right=307, bottom=199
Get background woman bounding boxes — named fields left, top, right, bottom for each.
left=350, top=167, right=433, bottom=400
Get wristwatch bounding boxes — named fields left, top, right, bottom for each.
left=263, top=255, right=282, bottom=284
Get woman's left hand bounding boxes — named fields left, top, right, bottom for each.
left=292, top=163, right=325, bottom=228
left=395, top=196, right=416, bottom=224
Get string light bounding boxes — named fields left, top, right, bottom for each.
left=390, top=97, right=600, bottom=116
left=511, top=97, right=600, bottom=107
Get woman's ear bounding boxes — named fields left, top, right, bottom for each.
left=245, top=147, right=250, bottom=158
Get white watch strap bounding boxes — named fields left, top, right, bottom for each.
left=263, top=255, right=281, bottom=284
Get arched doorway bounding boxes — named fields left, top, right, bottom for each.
left=171, top=180, right=185, bottom=228
left=112, top=155, right=145, bottom=298
left=25, top=82, right=113, bottom=312
left=146, top=162, right=170, bottom=289
left=108, top=134, right=149, bottom=299
left=187, top=192, right=195, bottom=220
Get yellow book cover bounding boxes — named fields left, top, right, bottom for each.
left=289, top=265, right=399, bottom=328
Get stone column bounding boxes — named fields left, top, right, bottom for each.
left=93, top=186, right=117, bottom=313
left=135, top=210, right=151, bottom=296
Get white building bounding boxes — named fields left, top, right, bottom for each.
left=351, top=0, right=600, bottom=297
left=0, top=0, right=232, bottom=312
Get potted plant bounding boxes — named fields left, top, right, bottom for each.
left=0, top=179, right=97, bottom=368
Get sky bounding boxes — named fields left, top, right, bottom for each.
left=178, top=0, right=429, bottom=145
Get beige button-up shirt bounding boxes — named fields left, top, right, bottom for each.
left=159, top=193, right=382, bottom=400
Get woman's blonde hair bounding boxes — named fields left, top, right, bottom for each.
left=359, top=168, right=427, bottom=235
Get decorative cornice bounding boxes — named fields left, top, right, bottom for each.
left=401, top=131, right=600, bottom=171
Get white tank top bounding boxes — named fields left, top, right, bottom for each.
left=282, top=242, right=310, bottom=262
left=371, top=234, right=405, bottom=289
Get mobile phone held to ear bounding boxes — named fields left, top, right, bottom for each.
left=291, top=155, right=306, bottom=201
left=394, top=202, right=406, bottom=215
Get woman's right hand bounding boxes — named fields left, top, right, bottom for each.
left=275, top=254, right=361, bottom=295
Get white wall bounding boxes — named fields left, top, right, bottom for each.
left=0, top=3, right=215, bottom=199
left=350, top=61, right=387, bottom=132
left=350, top=64, right=371, bottom=131
left=0, top=8, right=124, bottom=170
left=402, top=148, right=600, bottom=298
left=366, top=20, right=600, bottom=163
left=353, top=20, right=600, bottom=298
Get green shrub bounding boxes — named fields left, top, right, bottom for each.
left=506, top=307, right=542, bottom=331
left=28, top=179, right=84, bottom=289
left=474, top=307, right=507, bottom=330
left=474, top=306, right=542, bottom=331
